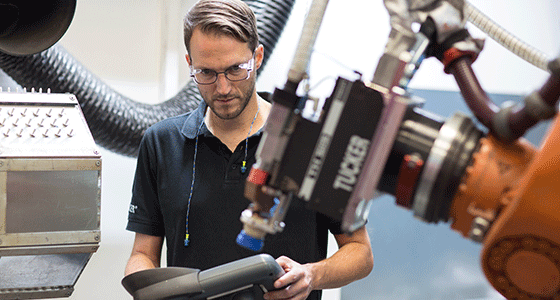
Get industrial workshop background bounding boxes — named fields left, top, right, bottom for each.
left=1, top=0, right=557, bottom=299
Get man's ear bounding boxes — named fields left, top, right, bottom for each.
left=254, top=44, right=264, bottom=70
left=185, top=54, right=191, bottom=66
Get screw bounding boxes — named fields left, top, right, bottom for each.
left=469, top=216, right=491, bottom=243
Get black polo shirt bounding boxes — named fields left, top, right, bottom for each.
left=127, top=97, right=342, bottom=300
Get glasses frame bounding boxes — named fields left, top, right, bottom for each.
left=190, top=54, right=255, bottom=85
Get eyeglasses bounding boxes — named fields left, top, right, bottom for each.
left=190, top=56, right=255, bottom=85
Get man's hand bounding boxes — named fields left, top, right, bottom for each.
left=263, top=226, right=373, bottom=299
left=263, top=256, right=314, bottom=300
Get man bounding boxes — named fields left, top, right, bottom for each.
left=125, top=0, right=373, bottom=299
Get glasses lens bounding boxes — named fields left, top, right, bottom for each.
left=225, top=68, right=250, bottom=82
left=194, top=70, right=217, bottom=84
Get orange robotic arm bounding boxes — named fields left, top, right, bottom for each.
left=441, top=47, right=560, bottom=298
left=449, top=114, right=560, bottom=299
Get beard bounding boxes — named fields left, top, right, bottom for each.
left=205, top=78, right=256, bottom=120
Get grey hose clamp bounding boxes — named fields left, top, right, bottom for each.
left=524, top=91, right=558, bottom=120
left=549, top=57, right=560, bottom=77
left=493, top=101, right=516, bottom=142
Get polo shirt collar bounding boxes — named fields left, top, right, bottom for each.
left=181, top=100, right=209, bottom=139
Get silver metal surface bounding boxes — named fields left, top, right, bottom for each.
left=240, top=194, right=290, bottom=236
left=341, top=86, right=412, bottom=232
left=0, top=158, right=101, bottom=251
left=412, top=112, right=464, bottom=220
left=6, top=170, right=99, bottom=233
left=469, top=216, right=490, bottom=243
left=254, top=103, right=295, bottom=173
left=427, top=1, right=466, bottom=43
left=372, top=26, right=416, bottom=89
left=0, top=243, right=100, bottom=257
left=0, top=253, right=91, bottom=299
left=0, top=92, right=101, bottom=299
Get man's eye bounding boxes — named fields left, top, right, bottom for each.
left=227, top=66, right=243, bottom=75
left=200, top=69, right=214, bottom=75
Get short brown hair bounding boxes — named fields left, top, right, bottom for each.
left=183, top=0, right=259, bottom=54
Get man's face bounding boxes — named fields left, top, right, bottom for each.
left=186, top=28, right=262, bottom=120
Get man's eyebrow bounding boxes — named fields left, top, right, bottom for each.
left=193, top=59, right=247, bottom=71
left=224, top=61, right=244, bottom=69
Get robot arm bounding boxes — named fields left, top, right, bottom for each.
left=238, top=1, right=560, bottom=299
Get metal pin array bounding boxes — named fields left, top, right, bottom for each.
left=0, top=87, right=51, bottom=93
left=0, top=106, right=73, bottom=138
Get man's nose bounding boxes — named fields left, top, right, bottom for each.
left=215, top=73, right=232, bottom=94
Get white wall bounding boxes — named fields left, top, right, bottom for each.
left=45, top=0, right=559, bottom=299
left=59, top=1, right=192, bottom=299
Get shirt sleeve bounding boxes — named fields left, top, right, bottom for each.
left=317, top=212, right=344, bottom=235
left=126, top=127, right=165, bottom=237
left=319, top=212, right=368, bottom=236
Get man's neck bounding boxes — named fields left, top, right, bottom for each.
left=205, top=94, right=270, bottom=152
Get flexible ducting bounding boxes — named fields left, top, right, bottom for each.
left=0, top=0, right=296, bottom=157
left=465, top=1, right=550, bottom=72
